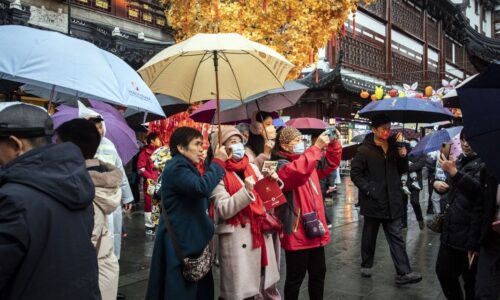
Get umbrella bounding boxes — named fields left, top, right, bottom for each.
left=0, top=25, right=164, bottom=117
left=409, top=126, right=463, bottom=157
left=358, top=97, right=454, bottom=123
left=285, top=117, right=328, bottom=135
left=123, top=95, right=189, bottom=124
left=457, top=62, right=500, bottom=179
left=273, top=118, right=286, bottom=127
left=442, top=75, right=478, bottom=108
left=138, top=33, right=293, bottom=144
left=342, top=143, right=361, bottom=161
left=215, top=81, right=308, bottom=123
left=190, top=100, right=280, bottom=124
left=52, top=102, right=139, bottom=164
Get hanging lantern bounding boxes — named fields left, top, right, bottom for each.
left=371, top=94, right=378, bottom=101
left=389, top=89, right=398, bottom=97
left=425, top=86, right=433, bottom=97
left=375, top=86, right=384, bottom=100
left=360, top=90, right=369, bottom=99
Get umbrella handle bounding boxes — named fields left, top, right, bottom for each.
left=256, top=101, right=270, bottom=141
left=213, top=50, right=222, bottom=147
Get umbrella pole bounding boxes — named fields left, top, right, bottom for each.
left=48, top=85, right=55, bottom=115
left=255, top=101, right=270, bottom=140
left=214, top=50, right=222, bottom=147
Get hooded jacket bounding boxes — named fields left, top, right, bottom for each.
left=350, top=133, right=408, bottom=220
left=0, top=143, right=100, bottom=300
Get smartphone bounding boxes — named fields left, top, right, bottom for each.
left=441, top=143, right=451, bottom=160
left=326, top=127, right=337, bottom=139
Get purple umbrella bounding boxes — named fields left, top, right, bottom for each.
left=52, top=102, right=139, bottom=164
left=190, top=81, right=307, bottom=124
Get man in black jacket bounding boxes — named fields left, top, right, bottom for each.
left=351, top=114, right=422, bottom=285
left=434, top=131, right=484, bottom=300
left=470, top=169, right=500, bottom=299
left=0, top=103, right=100, bottom=300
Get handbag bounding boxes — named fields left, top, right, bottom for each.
left=427, top=200, right=452, bottom=233
left=302, top=178, right=326, bottom=238
left=254, top=177, right=287, bottom=211
left=161, top=203, right=213, bottom=282
left=261, top=213, right=282, bottom=234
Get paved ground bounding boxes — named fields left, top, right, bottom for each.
left=117, top=177, right=446, bottom=300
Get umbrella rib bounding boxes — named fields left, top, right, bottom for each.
left=242, top=51, right=286, bottom=88
left=187, top=51, right=212, bottom=104
left=147, top=52, right=204, bottom=91
left=220, top=52, right=244, bottom=101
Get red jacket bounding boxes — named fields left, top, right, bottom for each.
left=137, top=144, right=159, bottom=183
left=277, top=141, right=342, bottom=251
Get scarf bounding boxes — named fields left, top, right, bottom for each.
left=223, top=156, right=268, bottom=266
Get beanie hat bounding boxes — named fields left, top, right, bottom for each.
left=279, top=126, right=302, bottom=145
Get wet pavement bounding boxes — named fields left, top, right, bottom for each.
left=118, top=177, right=446, bottom=300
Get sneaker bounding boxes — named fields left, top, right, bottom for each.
left=361, top=268, right=372, bottom=278
left=418, top=220, right=425, bottom=230
left=402, top=185, right=412, bottom=196
left=411, top=182, right=422, bottom=191
left=145, top=228, right=156, bottom=236
left=395, top=272, right=422, bottom=285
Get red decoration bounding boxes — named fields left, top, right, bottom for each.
left=341, top=24, right=346, bottom=37
left=352, top=13, right=356, bottom=37
left=309, top=48, right=314, bottom=64
left=262, top=0, right=267, bottom=12
left=287, top=4, right=292, bottom=22
left=389, top=89, right=398, bottom=97
left=213, top=0, right=220, bottom=21
left=331, top=31, right=335, bottom=48
left=315, top=64, right=319, bottom=84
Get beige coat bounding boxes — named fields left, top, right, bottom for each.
left=86, top=159, right=122, bottom=300
left=211, top=163, right=280, bottom=300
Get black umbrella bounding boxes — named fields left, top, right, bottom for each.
left=358, top=97, right=454, bottom=123
left=457, top=62, right=500, bottom=180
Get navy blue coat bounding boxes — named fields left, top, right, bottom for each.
left=0, top=143, right=99, bottom=300
left=146, top=154, right=225, bottom=300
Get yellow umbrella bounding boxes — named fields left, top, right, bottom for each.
left=138, top=33, right=294, bottom=144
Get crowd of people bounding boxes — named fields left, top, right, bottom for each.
left=0, top=101, right=499, bottom=300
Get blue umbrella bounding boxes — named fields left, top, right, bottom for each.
left=457, top=62, right=500, bottom=179
left=0, top=25, right=164, bottom=117
left=358, top=97, right=454, bottom=123
left=273, top=118, right=286, bottom=127
left=409, top=126, right=463, bottom=157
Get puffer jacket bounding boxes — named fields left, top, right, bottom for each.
left=86, top=159, right=122, bottom=300
left=440, top=154, right=485, bottom=251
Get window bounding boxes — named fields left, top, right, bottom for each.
left=474, top=0, right=478, bottom=15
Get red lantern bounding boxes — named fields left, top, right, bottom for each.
left=360, top=90, right=369, bottom=99
left=389, top=89, right=398, bottom=97
left=370, top=94, right=378, bottom=101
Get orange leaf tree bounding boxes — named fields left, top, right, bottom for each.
left=163, top=0, right=373, bottom=78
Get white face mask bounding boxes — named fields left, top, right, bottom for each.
left=292, top=142, right=305, bottom=154
left=230, top=143, right=245, bottom=161
left=409, top=140, right=418, bottom=148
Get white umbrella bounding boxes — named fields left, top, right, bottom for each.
left=0, top=25, right=164, bottom=117
left=139, top=33, right=294, bottom=143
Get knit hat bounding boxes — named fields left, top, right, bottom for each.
left=210, top=126, right=244, bottom=152
left=279, top=126, right=302, bottom=145
left=370, top=114, right=391, bottom=128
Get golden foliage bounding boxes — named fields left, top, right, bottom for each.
left=162, top=0, right=373, bottom=78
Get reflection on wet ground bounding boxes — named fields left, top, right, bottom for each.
left=118, top=177, right=445, bottom=299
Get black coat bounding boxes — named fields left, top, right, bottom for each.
left=471, top=169, right=499, bottom=247
left=0, top=143, right=100, bottom=300
left=351, top=134, right=408, bottom=219
left=440, top=154, right=484, bottom=251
